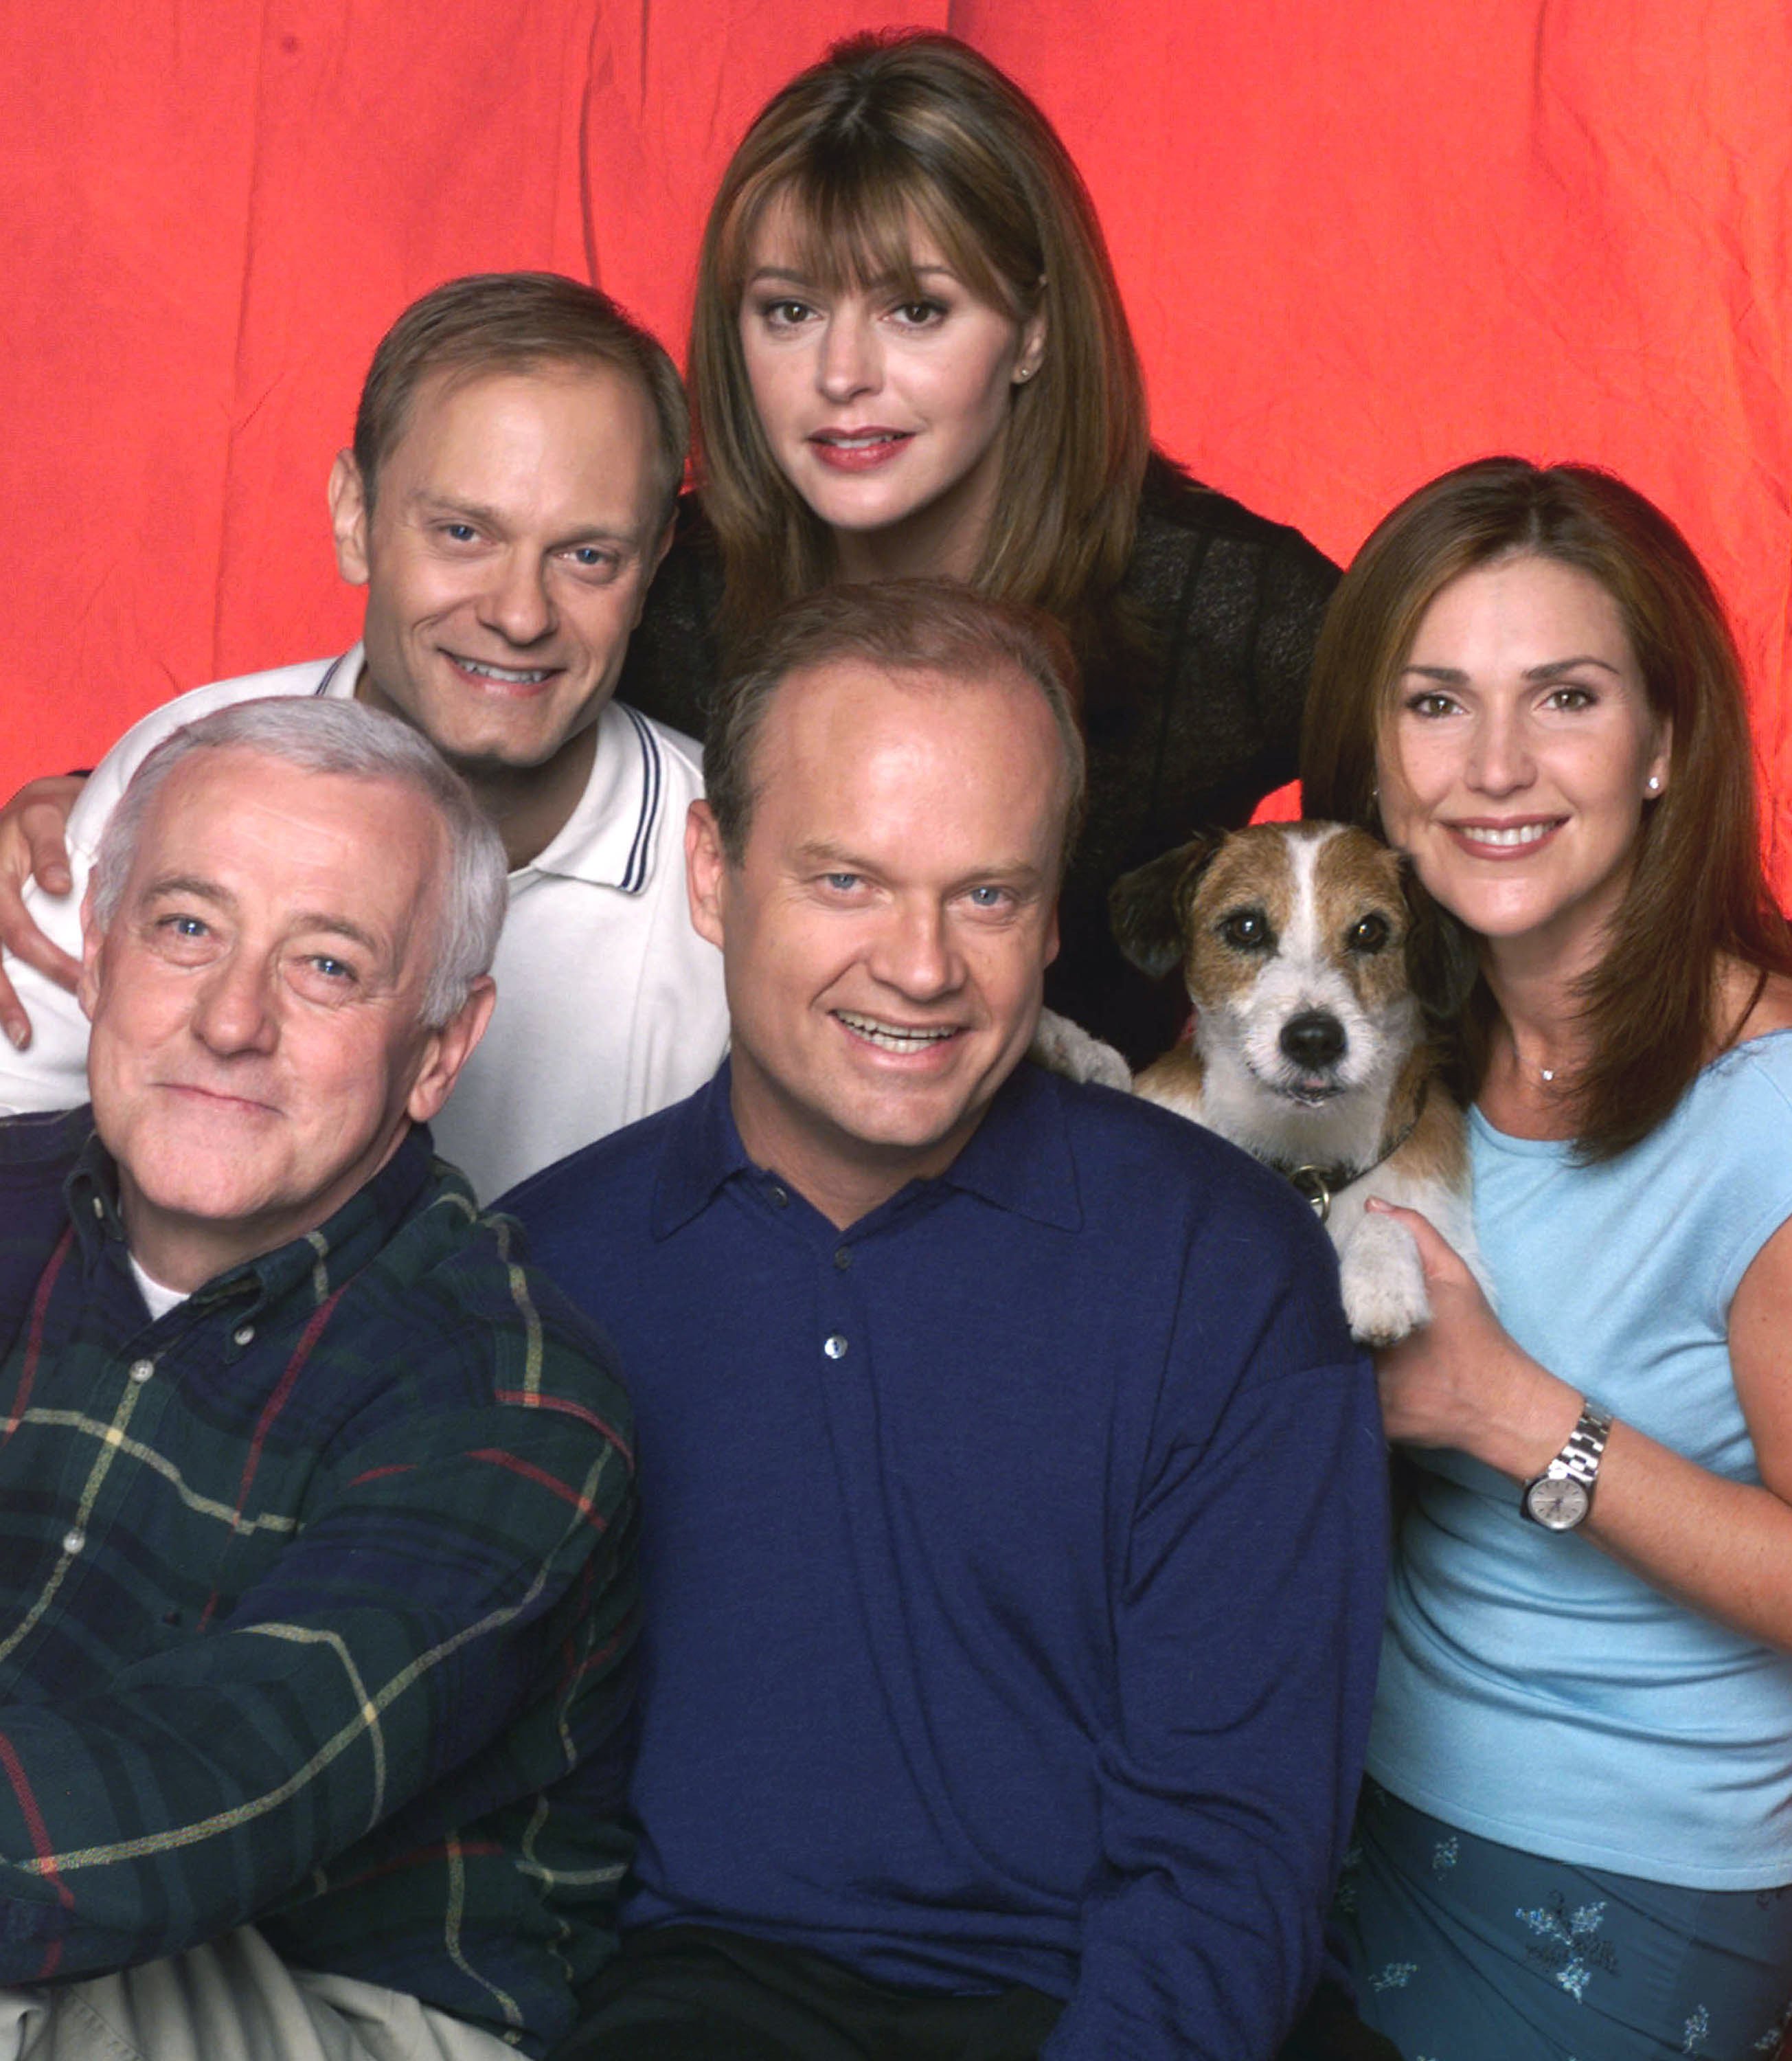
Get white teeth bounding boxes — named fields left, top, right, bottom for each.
left=836, top=1011, right=955, bottom=1052
left=824, top=433, right=900, bottom=449
left=458, top=659, right=552, bottom=684
left=1460, top=822, right=1554, bottom=848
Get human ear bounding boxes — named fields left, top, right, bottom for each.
left=1645, top=717, right=1672, bottom=799
left=328, top=450, right=373, bottom=588
left=1014, top=297, right=1047, bottom=385
left=405, top=975, right=498, bottom=1125
left=76, top=883, right=103, bottom=1026
left=685, top=800, right=729, bottom=952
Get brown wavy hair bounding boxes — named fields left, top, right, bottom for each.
left=690, top=31, right=1148, bottom=667
left=1300, top=456, right=1792, bottom=1160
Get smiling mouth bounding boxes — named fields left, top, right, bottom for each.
left=448, top=655, right=557, bottom=688
left=163, top=1082, right=280, bottom=1116
left=1449, top=819, right=1563, bottom=850
left=809, top=429, right=913, bottom=469
left=834, top=1010, right=959, bottom=1053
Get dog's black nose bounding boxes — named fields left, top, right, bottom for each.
left=1281, top=1011, right=1346, bottom=1070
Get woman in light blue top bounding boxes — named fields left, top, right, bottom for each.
left=1301, top=458, right=1792, bottom=2058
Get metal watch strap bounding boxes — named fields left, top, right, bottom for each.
left=1554, top=1399, right=1613, bottom=1490
left=1521, top=1398, right=1613, bottom=1526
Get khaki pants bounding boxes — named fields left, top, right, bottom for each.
left=0, top=1928, right=519, bottom=2061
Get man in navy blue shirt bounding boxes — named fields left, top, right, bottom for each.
left=506, top=581, right=1388, bottom=2061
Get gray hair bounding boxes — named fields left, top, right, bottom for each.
left=91, top=697, right=509, bottom=1027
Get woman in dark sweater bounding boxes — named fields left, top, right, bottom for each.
left=620, top=30, right=1338, bottom=1066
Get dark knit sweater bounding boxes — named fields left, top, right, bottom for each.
left=616, top=457, right=1339, bottom=1066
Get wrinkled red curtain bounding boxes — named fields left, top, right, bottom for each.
left=4, top=1, right=1787, bottom=888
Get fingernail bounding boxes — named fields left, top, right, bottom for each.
left=6, top=1020, right=25, bottom=1050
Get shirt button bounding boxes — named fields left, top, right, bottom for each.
left=63, top=1529, right=86, bottom=1555
left=128, top=1358, right=155, bottom=1384
left=92, top=1196, right=104, bottom=1219
left=824, top=1334, right=848, bottom=1360
left=834, top=1248, right=852, bottom=1271
left=768, top=1185, right=789, bottom=1209
left=233, top=1325, right=255, bottom=1347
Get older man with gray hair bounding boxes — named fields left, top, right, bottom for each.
left=0, top=698, right=637, bottom=2061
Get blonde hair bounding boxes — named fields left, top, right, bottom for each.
left=690, top=32, right=1148, bottom=664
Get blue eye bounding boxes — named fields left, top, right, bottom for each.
left=967, top=885, right=1010, bottom=909
left=565, top=544, right=620, bottom=576
left=823, top=872, right=861, bottom=892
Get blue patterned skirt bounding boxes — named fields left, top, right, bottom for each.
left=1337, top=1783, right=1792, bottom=2059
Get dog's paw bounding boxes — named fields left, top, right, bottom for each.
left=1030, top=1009, right=1132, bottom=1092
left=1339, top=1213, right=1431, bottom=1346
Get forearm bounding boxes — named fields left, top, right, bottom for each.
left=1460, top=1362, right=1792, bottom=1652
left=1410, top=1326, right=1792, bottom=1654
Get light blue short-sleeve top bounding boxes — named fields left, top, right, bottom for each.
left=1368, top=1028, right=1792, bottom=1889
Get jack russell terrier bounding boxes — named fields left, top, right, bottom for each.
left=1109, top=821, right=1478, bottom=1344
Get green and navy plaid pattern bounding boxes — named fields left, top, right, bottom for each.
left=0, top=1109, right=638, bottom=2056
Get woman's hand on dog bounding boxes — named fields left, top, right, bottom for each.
left=1363, top=1199, right=1582, bottom=1483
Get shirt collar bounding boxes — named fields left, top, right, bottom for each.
left=65, top=1122, right=444, bottom=1316
left=651, top=1057, right=1083, bottom=1239
left=314, top=645, right=365, bottom=703
left=514, top=700, right=670, bottom=892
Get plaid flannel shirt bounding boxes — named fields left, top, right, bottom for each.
left=0, top=1108, right=638, bottom=2056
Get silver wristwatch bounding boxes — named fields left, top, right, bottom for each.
left=1520, top=1399, right=1613, bottom=1531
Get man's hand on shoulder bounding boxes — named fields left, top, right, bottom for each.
left=0, top=773, right=85, bottom=1047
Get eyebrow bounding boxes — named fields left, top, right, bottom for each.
left=745, top=263, right=957, bottom=290
left=793, top=841, right=1048, bottom=888
left=406, top=491, right=643, bottom=549
left=139, top=876, right=383, bottom=956
left=1400, top=655, right=1626, bottom=684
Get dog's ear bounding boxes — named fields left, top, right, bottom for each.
left=1109, top=831, right=1227, bottom=978
left=1399, top=859, right=1479, bottom=1027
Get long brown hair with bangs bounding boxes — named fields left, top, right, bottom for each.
left=1300, top=457, right=1792, bottom=1160
left=690, top=31, right=1148, bottom=666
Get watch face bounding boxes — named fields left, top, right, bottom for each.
left=1525, top=1474, right=1590, bottom=1531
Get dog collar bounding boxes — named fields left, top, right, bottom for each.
left=1272, top=1083, right=1429, bottom=1224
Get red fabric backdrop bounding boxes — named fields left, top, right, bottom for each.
left=4, top=1, right=1787, bottom=887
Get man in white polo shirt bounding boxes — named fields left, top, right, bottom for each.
left=0, top=273, right=727, bottom=1197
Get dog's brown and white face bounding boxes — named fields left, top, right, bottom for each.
left=1112, top=822, right=1419, bottom=1161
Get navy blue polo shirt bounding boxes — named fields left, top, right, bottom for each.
left=503, top=1059, right=1386, bottom=2058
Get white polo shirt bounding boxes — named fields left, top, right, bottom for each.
left=0, top=649, right=728, bottom=1199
